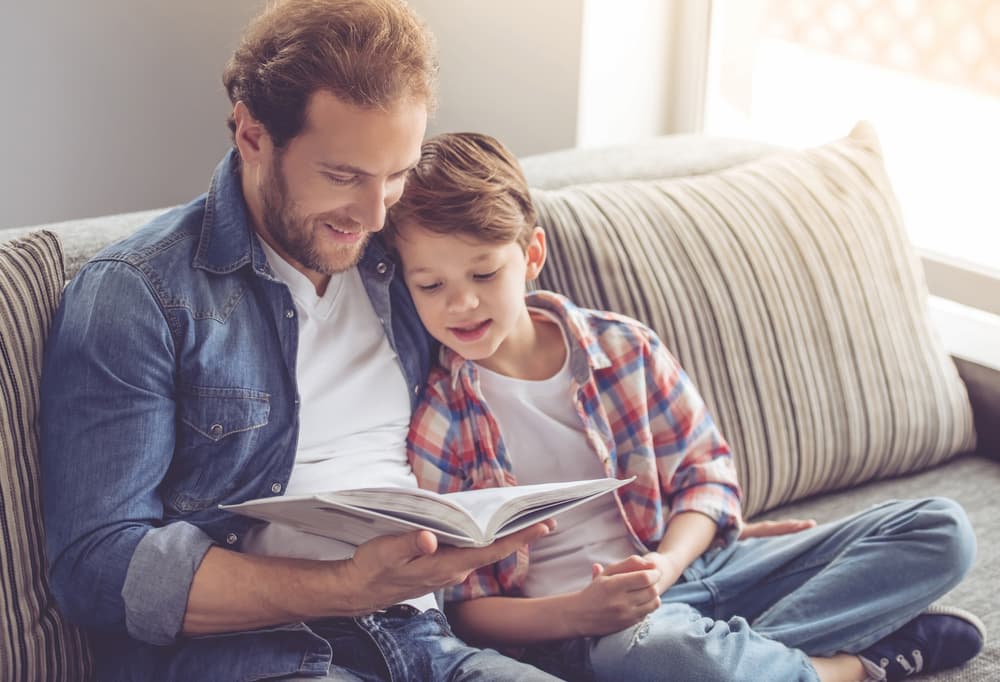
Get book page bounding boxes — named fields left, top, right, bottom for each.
left=221, top=476, right=633, bottom=548
left=444, top=477, right=633, bottom=536
left=326, top=487, right=481, bottom=539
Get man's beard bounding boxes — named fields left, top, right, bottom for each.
left=259, top=154, right=369, bottom=275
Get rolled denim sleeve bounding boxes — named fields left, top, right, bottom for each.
left=40, top=259, right=209, bottom=643
left=123, top=522, right=215, bottom=643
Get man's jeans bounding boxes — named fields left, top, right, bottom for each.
left=523, top=497, right=976, bottom=682
left=278, top=606, right=559, bottom=681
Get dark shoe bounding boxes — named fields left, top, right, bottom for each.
left=859, top=605, right=986, bottom=681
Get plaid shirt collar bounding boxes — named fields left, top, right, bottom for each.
left=439, top=290, right=612, bottom=392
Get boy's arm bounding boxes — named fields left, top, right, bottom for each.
left=446, top=557, right=662, bottom=646
left=642, top=510, right=718, bottom=594
left=642, top=331, right=744, bottom=545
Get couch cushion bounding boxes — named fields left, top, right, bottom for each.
left=532, top=122, right=976, bottom=518
left=0, top=231, right=92, bottom=680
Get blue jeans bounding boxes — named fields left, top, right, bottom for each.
left=523, top=497, right=976, bottom=682
left=278, top=606, right=559, bottom=681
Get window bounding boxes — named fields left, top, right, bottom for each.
left=704, top=0, right=1000, bottom=273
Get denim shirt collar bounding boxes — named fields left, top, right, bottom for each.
left=192, top=149, right=271, bottom=277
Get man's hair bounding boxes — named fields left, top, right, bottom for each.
left=387, top=132, right=537, bottom=249
left=223, top=0, right=438, bottom=148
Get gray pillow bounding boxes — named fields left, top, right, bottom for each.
left=532, top=122, right=976, bottom=518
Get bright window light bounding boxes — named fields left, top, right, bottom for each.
left=705, top=0, right=1000, bottom=271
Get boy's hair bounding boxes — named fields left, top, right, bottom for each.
left=387, top=132, right=537, bottom=249
left=223, top=0, right=438, bottom=149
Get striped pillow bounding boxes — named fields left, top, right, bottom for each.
left=532, top=122, right=976, bottom=518
left=0, top=231, right=92, bottom=681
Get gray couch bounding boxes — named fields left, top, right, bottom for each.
left=1, top=130, right=997, bottom=681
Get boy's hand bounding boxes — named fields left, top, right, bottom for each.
left=640, top=550, right=686, bottom=595
left=345, top=521, right=553, bottom=614
left=567, top=556, right=661, bottom=636
left=740, top=518, right=816, bottom=539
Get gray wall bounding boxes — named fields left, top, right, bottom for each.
left=0, top=1, right=265, bottom=229
left=1, top=0, right=586, bottom=229
left=408, top=0, right=584, bottom=158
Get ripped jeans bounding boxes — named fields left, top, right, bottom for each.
left=520, top=498, right=975, bottom=682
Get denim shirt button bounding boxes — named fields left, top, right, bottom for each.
left=413, top=384, right=420, bottom=395
left=226, top=533, right=238, bottom=545
left=285, top=309, right=295, bottom=319
left=271, top=482, right=282, bottom=494
left=376, top=261, right=388, bottom=275
left=209, top=423, right=223, bottom=437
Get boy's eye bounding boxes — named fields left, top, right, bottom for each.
left=416, top=282, right=441, bottom=292
left=473, top=269, right=500, bottom=281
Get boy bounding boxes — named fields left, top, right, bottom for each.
left=384, top=132, right=985, bottom=682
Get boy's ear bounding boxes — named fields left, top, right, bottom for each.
left=525, top=226, right=547, bottom=281
left=232, top=101, right=273, bottom=168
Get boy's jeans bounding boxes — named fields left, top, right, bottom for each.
left=280, top=605, right=559, bottom=681
left=524, top=497, right=976, bottom=682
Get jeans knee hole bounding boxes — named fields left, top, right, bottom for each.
left=628, top=616, right=652, bottom=648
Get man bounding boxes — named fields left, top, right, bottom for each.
left=39, top=1, right=559, bottom=680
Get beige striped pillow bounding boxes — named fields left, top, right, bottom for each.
left=0, top=231, right=93, bottom=680
left=532, top=122, right=976, bottom=518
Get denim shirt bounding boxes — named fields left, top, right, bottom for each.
left=39, top=150, right=431, bottom=681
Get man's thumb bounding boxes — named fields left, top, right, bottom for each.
left=392, top=530, right=437, bottom=563
left=591, top=562, right=605, bottom=580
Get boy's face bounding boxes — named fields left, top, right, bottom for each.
left=395, top=221, right=546, bottom=372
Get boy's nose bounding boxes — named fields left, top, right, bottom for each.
left=446, top=289, right=478, bottom=313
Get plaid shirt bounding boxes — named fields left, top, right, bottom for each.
left=408, top=291, right=743, bottom=602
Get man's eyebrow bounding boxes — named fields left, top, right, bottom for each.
left=317, top=160, right=420, bottom=177
left=317, top=161, right=372, bottom=176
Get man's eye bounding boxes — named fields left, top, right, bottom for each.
left=325, top=174, right=356, bottom=186
left=473, top=269, right=500, bottom=281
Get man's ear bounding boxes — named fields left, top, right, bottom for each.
left=525, top=226, right=547, bottom=281
left=232, top=101, right=271, bottom=167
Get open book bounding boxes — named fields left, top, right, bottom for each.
left=220, top=476, right=633, bottom=548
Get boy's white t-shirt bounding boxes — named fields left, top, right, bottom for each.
left=476, top=310, right=640, bottom=598
left=242, top=241, right=436, bottom=612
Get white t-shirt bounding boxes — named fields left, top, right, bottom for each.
left=242, top=241, right=436, bottom=612
left=476, top=311, right=640, bottom=598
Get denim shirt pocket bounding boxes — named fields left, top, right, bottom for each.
left=166, top=385, right=271, bottom=514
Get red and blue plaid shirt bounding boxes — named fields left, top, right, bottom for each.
left=408, top=291, right=743, bottom=601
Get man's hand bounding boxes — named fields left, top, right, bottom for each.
left=565, top=555, right=661, bottom=637
left=739, top=518, right=816, bottom=539
left=345, top=521, right=553, bottom=614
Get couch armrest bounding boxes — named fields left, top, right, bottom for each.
left=954, top=357, right=1000, bottom=460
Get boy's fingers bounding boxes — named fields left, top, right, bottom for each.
left=602, top=555, right=656, bottom=577
left=740, top=519, right=816, bottom=539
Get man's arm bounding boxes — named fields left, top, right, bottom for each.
left=183, top=524, right=551, bottom=634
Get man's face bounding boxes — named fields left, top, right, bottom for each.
left=250, top=91, right=427, bottom=287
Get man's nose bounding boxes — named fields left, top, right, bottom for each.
left=350, top=181, right=388, bottom=231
